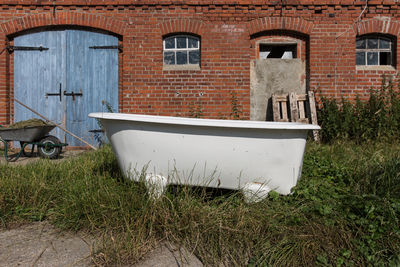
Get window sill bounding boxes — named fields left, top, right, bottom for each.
left=356, top=65, right=396, bottom=71
left=163, top=65, right=201, bottom=71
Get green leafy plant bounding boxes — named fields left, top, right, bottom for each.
left=229, top=91, right=243, bottom=120
left=317, top=74, right=400, bottom=143
left=188, top=101, right=203, bottom=118
left=93, top=101, right=115, bottom=146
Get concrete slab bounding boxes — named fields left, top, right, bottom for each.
left=0, top=222, right=93, bottom=267
left=0, top=223, right=203, bottom=267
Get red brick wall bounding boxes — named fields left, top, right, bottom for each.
left=0, top=1, right=400, bottom=124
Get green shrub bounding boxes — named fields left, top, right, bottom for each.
left=318, top=74, right=400, bottom=143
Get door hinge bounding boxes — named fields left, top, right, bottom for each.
left=7, top=45, right=49, bottom=52
left=89, top=45, right=122, bottom=52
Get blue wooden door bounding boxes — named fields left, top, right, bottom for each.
left=14, top=29, right=118, bottom=146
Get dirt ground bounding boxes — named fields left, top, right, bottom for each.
left=0, top=151, right=203, bottom=266
left=0, top=149, right=87, bottom=165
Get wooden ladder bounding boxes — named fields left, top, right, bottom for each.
left=272, top=91, right=319, bottom=141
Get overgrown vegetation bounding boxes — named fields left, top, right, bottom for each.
left=0, top=142, right=399, bottom=266
left=93, top=101, right=115, bottom=146
left=228, top=91, right=243, bottom=119
left=188, top=100, right=203, bottom=118
left=318, top=74, right=400, bottom=143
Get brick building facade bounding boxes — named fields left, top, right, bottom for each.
left=0, top=0, right=399, bottom=127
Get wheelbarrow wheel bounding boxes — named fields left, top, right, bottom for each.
left=38, top=135, right=61, bottom=159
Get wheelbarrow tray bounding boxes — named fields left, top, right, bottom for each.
left=0, top=125, right=56, bottom=142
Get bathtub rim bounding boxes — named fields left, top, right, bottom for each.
left=89, top=112, right=320, bottom=130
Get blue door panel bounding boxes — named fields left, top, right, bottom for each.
left=86, top=31, right=119, bottom=144
left=14, top=29, right=118, bottom=147
left=65, top=30, right=118, bottom=146
left=14, top=30, right=66, bottom=142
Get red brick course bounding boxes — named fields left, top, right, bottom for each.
left=0, top=1, right=400, bottom=124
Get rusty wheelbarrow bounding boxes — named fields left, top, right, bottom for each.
left=0, top=125, right=68, bottom=162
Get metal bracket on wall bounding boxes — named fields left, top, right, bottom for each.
left=89, top=45, right=122, bottom=52
left=7, top=45, right=49, bottom=52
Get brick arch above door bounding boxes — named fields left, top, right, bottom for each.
left=247, top=17, right=314, bottom=37
left=0, top=12, right=127, bottom=37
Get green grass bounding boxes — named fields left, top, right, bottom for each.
left=0, top=142, right=399, bottom=266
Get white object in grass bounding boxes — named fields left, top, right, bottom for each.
left=89, top=112, right=320, bottom=201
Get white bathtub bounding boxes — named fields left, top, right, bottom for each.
left=89, top=113, right=320, bottom=201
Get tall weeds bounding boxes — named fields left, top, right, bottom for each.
left=318, top=74, right=400, bottom=142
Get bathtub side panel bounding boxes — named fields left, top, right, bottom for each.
left=102, top=119, right=308, bottom=195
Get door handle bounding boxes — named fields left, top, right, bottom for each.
left=45, top=83, right=62, bottom=102
left=63, top=90, right=83, bottom=101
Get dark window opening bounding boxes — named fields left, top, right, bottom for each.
left=259, top=44, right=297, bottom=59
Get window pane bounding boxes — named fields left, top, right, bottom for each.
left=356, top=52, right=366, bottom=65
left=367, top=52, right=378, bottom=65
left=379, top=52, right=391, bottom=65
left=356, top=39, right=366, bottom=49
left=367, top=39, right=378, bottom=49
left=259, top=51, right=270, bottom=59
left=164, top=52, right=175, bottom=65
left=176, top=51, right=187, bottom=64
left=188, top=37, right=198, bottom=48
left=379, top=38, right=390, bottom=49
left=189, top=50, right=200, bottom=64
left=176, top=37, right=187, bottom=49
left=165, top=38, right=175, bottom=49
left=282, top=51, right=293, bottom=59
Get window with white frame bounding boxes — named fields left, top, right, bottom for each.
left=163, top=35, right=200, bottom=66
left=356, top=36, right=393, bottom=66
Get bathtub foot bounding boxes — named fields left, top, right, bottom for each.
left=145, top=174, right=168, bottom=199
left=242, top=182, right=271, bottom=203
